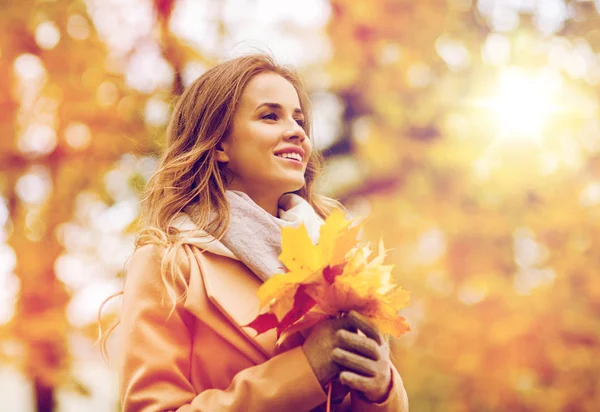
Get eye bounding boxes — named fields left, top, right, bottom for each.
left=295, top=119, right=305, bottom=128
left=261, top=112, right=278, bottom=121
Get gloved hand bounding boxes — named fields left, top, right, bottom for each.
left=301, top=310, right=392, bottom=403
left=334, top=311, right=392, bottom=403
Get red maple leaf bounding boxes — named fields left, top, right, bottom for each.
left=323, top=263, right=346, bottom=284
left=276, top=285, right=317, bottom=337
left=245, top=312, right=278, bottom=335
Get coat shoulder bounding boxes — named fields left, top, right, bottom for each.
left=126, top=243, right=194, bottom=296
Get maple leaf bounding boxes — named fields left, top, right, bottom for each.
left=323, top=263, right=346, bottom=284
left=301, top=240, right=410, bottom=335
left=256, top=209, right=363, bottom=320
left=364, top=305, right=412, bottom=337
left=246, top=312, right=278, bottom=335
left=318, top=209, right=363, bottom=267
left=276, top=285, right=317, bottom=337
left=248, top=209, right=410, bottom=338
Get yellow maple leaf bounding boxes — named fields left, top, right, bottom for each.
left=257, top=209, right=362, bottom=320
left=278, top=224, right=321, bottom=275
left=319, top=209, right=364, bottom=267
left=363, top=299, right=412, bottom=337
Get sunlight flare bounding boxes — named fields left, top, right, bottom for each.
left=485, top=67, right=563, bottom=141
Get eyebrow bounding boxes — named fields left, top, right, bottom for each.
left=256, top=102, right=303, bottom=115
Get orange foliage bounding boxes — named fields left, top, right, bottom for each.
left=327, top=0, right=600, bottom=410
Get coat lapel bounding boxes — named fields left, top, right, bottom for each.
left=191, top=249, right=277, bottom=358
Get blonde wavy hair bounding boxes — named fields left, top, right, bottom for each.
left=99, top=53, right=340, bottom=359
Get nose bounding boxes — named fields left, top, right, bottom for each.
left=282, top=122, right=307, bottom=143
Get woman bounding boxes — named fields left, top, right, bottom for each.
left=110, top=54, right=409, bottom=411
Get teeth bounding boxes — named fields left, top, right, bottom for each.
left=277, top=152, right=302, bottom=161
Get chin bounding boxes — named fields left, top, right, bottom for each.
left=280, top=180, right=306, bottom=195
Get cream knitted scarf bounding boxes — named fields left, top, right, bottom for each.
left=171, top=190, right=324, bottom=282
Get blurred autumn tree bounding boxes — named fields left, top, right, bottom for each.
left=2, top=0, right=600, bottom=411
left=323, top=0, right=600, bottom=411
left=0, top=0, right=195, bottom=409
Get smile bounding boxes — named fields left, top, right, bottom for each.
left=275, top=152, right=303, bottom=162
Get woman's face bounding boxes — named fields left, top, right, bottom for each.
left=218, top=72, right=312, bottom=202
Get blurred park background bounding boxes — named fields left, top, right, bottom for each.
left=1, top=0, right=600, bottom=410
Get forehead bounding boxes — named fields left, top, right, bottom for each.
left=239, top=72, right=301, bottom=110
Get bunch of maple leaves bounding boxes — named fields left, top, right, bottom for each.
left=247, top=209, right=411, bottom=340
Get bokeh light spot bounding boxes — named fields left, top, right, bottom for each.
left=96, top=81, right=119, bottom=107
left=15, top=166, right=52, bottom=205
left=18, top=124, right=57, bottom=157
left=67, top=14, right=90, bottom=40
left=144, top=98, right=170, bottom=127
left=436, top=35, right=471, bottom=71
left=35, top=21, right=61, bottom=50
left=406, top=63, right=433, bottom=88
left=481, top=33, right=510, bottom=66
left=13, top=53, right=46, bottom=82
left=64, top=122, right=92, bottom=150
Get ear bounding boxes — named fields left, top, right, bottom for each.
left=215, top=141, right=230, bottom=163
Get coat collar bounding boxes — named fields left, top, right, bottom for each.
left=190, top=249, right=278, bottom=358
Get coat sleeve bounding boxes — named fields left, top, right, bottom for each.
left=349, top=364, right=409, bottom=411
left=330, top=364, right=408, bottom=412
left=118, top=244, right=328, bottom=412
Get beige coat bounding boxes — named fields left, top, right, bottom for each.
left=119, top=243, right=409, bottom=411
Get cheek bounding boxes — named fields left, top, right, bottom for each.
left=250, top=123, right=279, bottom=144
left=304, top=140, right=313, bottom=159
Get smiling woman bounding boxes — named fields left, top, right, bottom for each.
left=101, top=54, right=409, bottom=412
